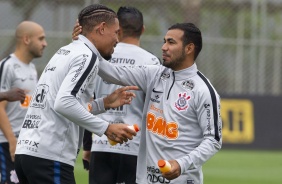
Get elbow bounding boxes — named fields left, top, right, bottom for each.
left=54, top=97, right=64, bottom=115
left=215, top=138, right=222, bottom=151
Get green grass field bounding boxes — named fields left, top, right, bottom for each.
left=74, top=149, right=282, bottom=184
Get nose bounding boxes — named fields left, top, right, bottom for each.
left=43, top=40, right=47, bottom=47
left=161, top=43, right=167, bottom=51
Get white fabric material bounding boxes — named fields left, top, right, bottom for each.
left=16, top=35, right=109, bottom=166
left=98, top=61, right=222, bottom=184
left=91, top=42, right=160, bottom=156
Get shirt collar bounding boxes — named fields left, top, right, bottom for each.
left=173, top=63, right=198, bottom=81
left=77, top=35, right=99, bottom=55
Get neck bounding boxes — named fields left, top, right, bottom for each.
left=14, top=48, right=33, bottom=64
left=120, top=37, right=140, bottom=46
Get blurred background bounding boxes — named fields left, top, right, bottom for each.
left=0, top=0, right=281, bottom=183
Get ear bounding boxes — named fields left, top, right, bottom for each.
left=96, top=22, right=106, bottom=35
left=141, top=25, right=145, bottom=34
left=118, top=27, right=123, bottom=40
left=22, top=34, right=30, bottom=45
left=185, top=43, right=195, bottom=55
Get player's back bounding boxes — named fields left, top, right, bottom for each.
left=16, top=39, right=99, bottom=166
left=92, top=42, right=160, bottom=156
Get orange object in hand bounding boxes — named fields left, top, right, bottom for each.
left=108, top=124, right=140, bottom=146
left=158, top=159, right=171, bottom=173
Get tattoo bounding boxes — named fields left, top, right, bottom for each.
left=110, top=133, right=117, bottom=141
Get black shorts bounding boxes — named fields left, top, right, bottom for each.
left=14, top=154, right=75, bottom=184
left=89, top=152, right=137, bottom=184
left=0, top=143, right=14, bottom=184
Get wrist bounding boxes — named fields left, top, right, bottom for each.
left=1, top=92, right=7, bottom=100
left=7, top=135, right=17, bottom=144
left=103, top=96, right=110, bottom=109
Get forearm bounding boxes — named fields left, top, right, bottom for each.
left=90, top=98, right=106, bottom=115
left=0, top=105, right=16, bottom=143
left=175, top=137, right=221, bottom=174
left=83, top=129, right=92, bottom=151
left=54, top=95, right=109, bottom=137
left=0, top=92, right=7, bottom=102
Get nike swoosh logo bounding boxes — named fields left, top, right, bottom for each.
left=152, top=88, right=163, bottom=93
left=15, top=78, right=27, bottom=82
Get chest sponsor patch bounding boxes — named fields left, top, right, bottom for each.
left=181, top=79, right=194, bottom=90
left=175, top=92, right=191, bottom=111
left=30, top=84, right=49, bottom=109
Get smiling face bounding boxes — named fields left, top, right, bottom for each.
left=162, top=29, right=187, bottom=71
left=98, top=18, right=119, bottom=60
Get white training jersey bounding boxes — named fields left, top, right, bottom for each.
left=0, top=54, right=37, bottom=142
left=98, top=61, right=222, bottom=184
left=15, top=35, right=110, bottom=166
left=91, top=43, right=160, bottom=156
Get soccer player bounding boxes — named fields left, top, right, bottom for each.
left=0, top=88, right=25, bottom=102
left=96, top=23, right=222, bottom=184
left=82, top=6, right=160, bottom=184
left=14, top=4, right=138, bottom=184
left=0, top=21, right=47, bottom=184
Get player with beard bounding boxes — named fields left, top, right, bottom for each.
left=0, top=21, right=47, bottom=184
left=95, top=23, right=222, bottom=184
left=81, top=6, right=160, bottom=184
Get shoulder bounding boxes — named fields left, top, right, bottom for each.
left=56, top=42, right=97, bottom=62
left=0, top=55, right=16, bottom=70
left=192, top=71, right=219, bottom=97
left=116, top=43, right=160, bottom=62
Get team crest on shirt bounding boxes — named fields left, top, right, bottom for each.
left=175, top=92, right=191, bottom=111
left=181, top=79, right=194, bottom=90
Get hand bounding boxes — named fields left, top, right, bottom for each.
left=3, top=88, right=25, bottom=103
left=72, top=19, right=82, bottom=40
left=161, top=160, right=181, bottom=180
left=8, top=136, right=17, bottom=162
left=105, top=124, right=137, bottom=144
left=104, top=86, right=139, bottom=109
left=82, top=150, right=91, bottom=171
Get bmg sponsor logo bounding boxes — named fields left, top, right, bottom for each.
left=30, top=84, right=49, bottom=109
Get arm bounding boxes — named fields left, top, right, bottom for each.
left=0, top=101, right=17, bottom=161
left=54, top=53, right=137, bottom=144
left=98, top=59, right=157, bottom=92
left=90, top=86, right=137, bottom=115
left=0, top=63, right=18, bottom=161
left=82, top=129, right=92, bottom=170
left=0, top=88, right=25, bottom=102
left=163, top=88, right=222, bottom=180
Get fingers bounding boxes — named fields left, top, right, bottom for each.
left=105, top=124, right=136, bottom=145
left=116, top=86, right=139, bottom=93
left=124, top=86, right=139, bottom=91
left=10, top=153, right=15, bottom=162
left=162, top=160, right=181, bottom=180
left=18, top=89, right=26, bottom=103
left=72, top=19, right=82, bottom=40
